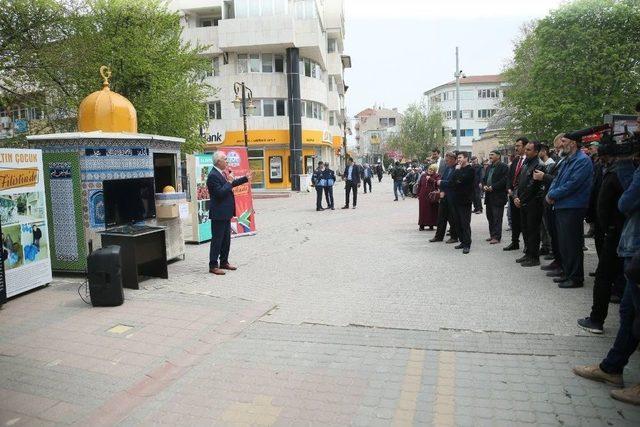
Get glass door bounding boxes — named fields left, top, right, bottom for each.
left=248, top=149, right=265, bottom=189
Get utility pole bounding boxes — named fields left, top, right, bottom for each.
left=455, top=46, right=461, bottom=152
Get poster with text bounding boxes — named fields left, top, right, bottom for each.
left=195, top=153, right=213, bottom=242
left=215, top=147, right=257, bottom=237
left=0, top=149, right=52, bottom=298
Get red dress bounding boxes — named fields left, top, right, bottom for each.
left=417, top=172, right=440, bottom=227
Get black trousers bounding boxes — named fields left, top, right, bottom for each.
left=555, top=208, right=586, bottom=283
left=544, top=203, right=562, bottom=265
left=485, top=200, right=505, bottom=241
left=590, top=232, right=624, bottom=324
left=209, top=219, right=231, bottom=268
left=315, top=186, right=324, bottom=209
left=435, top=196, right=458, bottom=240
left=455, top=202, right=472, bottom=248
left=377, top=174, right=383, bottom=182
left=509, top=197, right=522, bottom=244
left=324, top=186, right=334, bottom=208
left=363, top=178, right=372, bottom=193
left=521, top=201, right=543, bottom=259
left=344, top=181, right=358, bottom=207
left=473, top=186, right=482, bottom=212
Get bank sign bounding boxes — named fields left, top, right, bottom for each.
left=203, top=122, right=226, bottom=145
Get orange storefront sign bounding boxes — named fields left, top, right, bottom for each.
left=0, top=168, right=39, bottom=191
left=222, top=129, right=332, bottom=147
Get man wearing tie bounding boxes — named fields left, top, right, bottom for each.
left=342, top=157, right=361, bottom=209
left=206, top=151, right=252, bottom=275
left=504, top=137, right=528, bottom=251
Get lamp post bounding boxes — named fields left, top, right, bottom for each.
left=232, top=82, right=255, bottom=148
left=454, top=47, right=464, bottom=152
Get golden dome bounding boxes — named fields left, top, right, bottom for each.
left=78, top=66, right=137, bottom=133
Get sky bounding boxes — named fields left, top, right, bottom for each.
left=343, top=0, right=567, bottom=117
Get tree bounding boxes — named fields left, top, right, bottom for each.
left=0, top=0, right=213, bottom=152
left=502, top=0, right=640, bottom=141
left=387, top=103, right=449, bottom=161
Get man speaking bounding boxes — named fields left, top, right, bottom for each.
left=207, top=151, right=252, bottom=275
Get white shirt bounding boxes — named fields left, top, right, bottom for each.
left=347, top=165, right=353, bottom=180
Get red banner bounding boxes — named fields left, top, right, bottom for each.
left=215, top=147, right=256, bottom=237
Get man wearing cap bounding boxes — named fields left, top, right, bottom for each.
left=546, top=132, right=594, bottom=288
left=482, top=150, right=509, bottom=244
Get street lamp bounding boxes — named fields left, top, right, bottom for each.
left=454, top=47, right=466, bottom=152
left=232, top=82, right=255, bottom=148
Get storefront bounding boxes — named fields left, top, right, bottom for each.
left=205, top=129, right=336, bottom=190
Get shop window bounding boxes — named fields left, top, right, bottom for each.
left=153, top=153, right=177, bottom=193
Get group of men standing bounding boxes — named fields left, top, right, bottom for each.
left=312, top=159, right=383, bottom=210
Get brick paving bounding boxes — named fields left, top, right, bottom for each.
left=1, top=179, right=639, bottom=426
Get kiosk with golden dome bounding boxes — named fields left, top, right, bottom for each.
left=27, top=67, right=186, bottom=273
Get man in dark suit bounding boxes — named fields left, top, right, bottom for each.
left=504, top=137, right=528, bottom=251
left=207, top=151, right=251, bottom=275
left=514, top=141, right=546, bottom=267
left=482, top=150, right=509, bottom=244
left=342, top=157, right=361, bottom=209
left=431, top=152, right=459, bottom=243
left=451, top=151, right=475, bottom=254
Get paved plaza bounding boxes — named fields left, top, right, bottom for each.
left=1, top=179, right=640, bottom=426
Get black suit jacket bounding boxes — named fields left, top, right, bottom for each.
left=507, top=156, right=525, bottom=192
left=343, top=165, right=362, bottom=184
left=206, top=168, right=249, bottom=220
left=516, top=157, right=545, bottom=205
left=482, top=161, right=509, bottom=206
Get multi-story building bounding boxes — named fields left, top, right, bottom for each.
left=353, top=106, right=402, bottom=164
left=169, top=0, right=351, bottom=190
left=423, top=75, right=505, bottom=153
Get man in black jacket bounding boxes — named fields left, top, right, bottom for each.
left=505, top=137, right=528, bottom=251
left=514, top=141, right=546, bottom=267
left=342, top=157, right=361, bottom=209
left=390, top=161, right=406, bottom=201
left=451, top=151, right=475, bottom=254
left=482, top=150, right=509, bottom=244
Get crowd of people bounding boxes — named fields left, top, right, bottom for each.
left=310, top=159, right=383, bottom=210
left=401, top=105, right=640, bottom=406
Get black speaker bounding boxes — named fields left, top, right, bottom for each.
left=88, top=245, right=124, bottom=307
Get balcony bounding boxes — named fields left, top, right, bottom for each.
left=218, top=16, right=295, bottom=51
left=182, top=26, right=220, bottom=54
left=295, top=18, right=327, bottom=68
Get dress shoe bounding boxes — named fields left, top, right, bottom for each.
left=209, top=267, right=226, bottom=275
left=341, top=206, right=349, bottom=209
left=445, top=238, right=458, bottom=244
left=610, top=384, right=640, bottom=405
left=352, top=206, right=356, bottom=209
left=546, top=270, right=564, bottom=277
left=541, top=262, right=560, bottom=271
left=521, top=259, right=540, bottom=267
left=516, top=255, right=528, bottom=263
left=503, top=242, right=520, bottom=251
left=330, top=207, right=335, bottom=210
left=485, top=237, right=492, bottom=242
left=316, top=207, right=325, bottom=211
left=577, top=317, right=603, bottom=334
left=462, top=247, right=470, bottom=254
left=558, top=280, right=584, bottom=288
left=454, top=243, right=464, bottom=249
left=220, top=263, right=237, bottom=270
left=553, top=276, right=568, bottom=283
left=589, top=271, right=596, bottom=277
left=394, top=198, right=398, bottom=201
left=573, top=365, right=623, bottom=387
left=429, top=238, right=443, bottom=242
left=539, top=247, right=550, bottom=256
left=489, top=239, right=500, bottom=244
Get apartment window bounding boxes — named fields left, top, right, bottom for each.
left=249, top=54, right=260, bottom=72
left=241, top=99, right=287, bottom=117
left=198, top=16, right=220, bottom=27
left=262, top=54, right=273, bottom=72
left=276, top=99, right=286, bottom=116
left=478, top=88, right=500, bottom=99
left=237, top=54, right=248, bottom=73
left=329, top=111, right=335, bottom=126
left=208, top=101, right=222, bottom=120
left=328, top=38, right=337, bottom=53
left=430, top=95, right=441, bottom=103
left=479, top=128, right=486, bottom=135
left=235, top=0, right=288, bottom=18
left=274, top=54, right=284, bottom=72
left=379, top=118, right=389, bottom=127
left=461, top=110, right=473, bottom=119
left=300, top=100, right=324, bottom=120
left=477, top=109, right=497, bottom=119
left=206, top=56, right=220, bottom=77
left=263, top=99, right=275, bottom=117
left=389, top=117, right=396, bottom=126
left=450, top=129, right=474, bottom=137
left=295, top=0, right=315, bottom=19
left=328, top=76, right=335, bottom=91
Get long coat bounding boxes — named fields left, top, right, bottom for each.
left=417, top=172, right=440, bottom=226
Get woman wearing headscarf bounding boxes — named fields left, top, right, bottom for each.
left=417, top=163, right=441, bottom=230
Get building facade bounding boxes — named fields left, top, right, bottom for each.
left=353, top=107, right=402, bottom=164
left=424, top=75, right=505, bottom=153
left=169, top=0, right=350, bottom=190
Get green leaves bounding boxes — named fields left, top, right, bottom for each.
left=0, top=0, right=213, bottom=152
left=503, top=0, right=640, bottom=142
left=387, top=104, right=449, bottom=161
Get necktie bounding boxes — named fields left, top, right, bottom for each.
left=513, top=157, right=523, bottom=186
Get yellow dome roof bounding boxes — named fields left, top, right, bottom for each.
left=78, top=66, right=137, bottom=133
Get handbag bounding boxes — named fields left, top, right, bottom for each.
left=428, top=190, right=440, bottom=203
